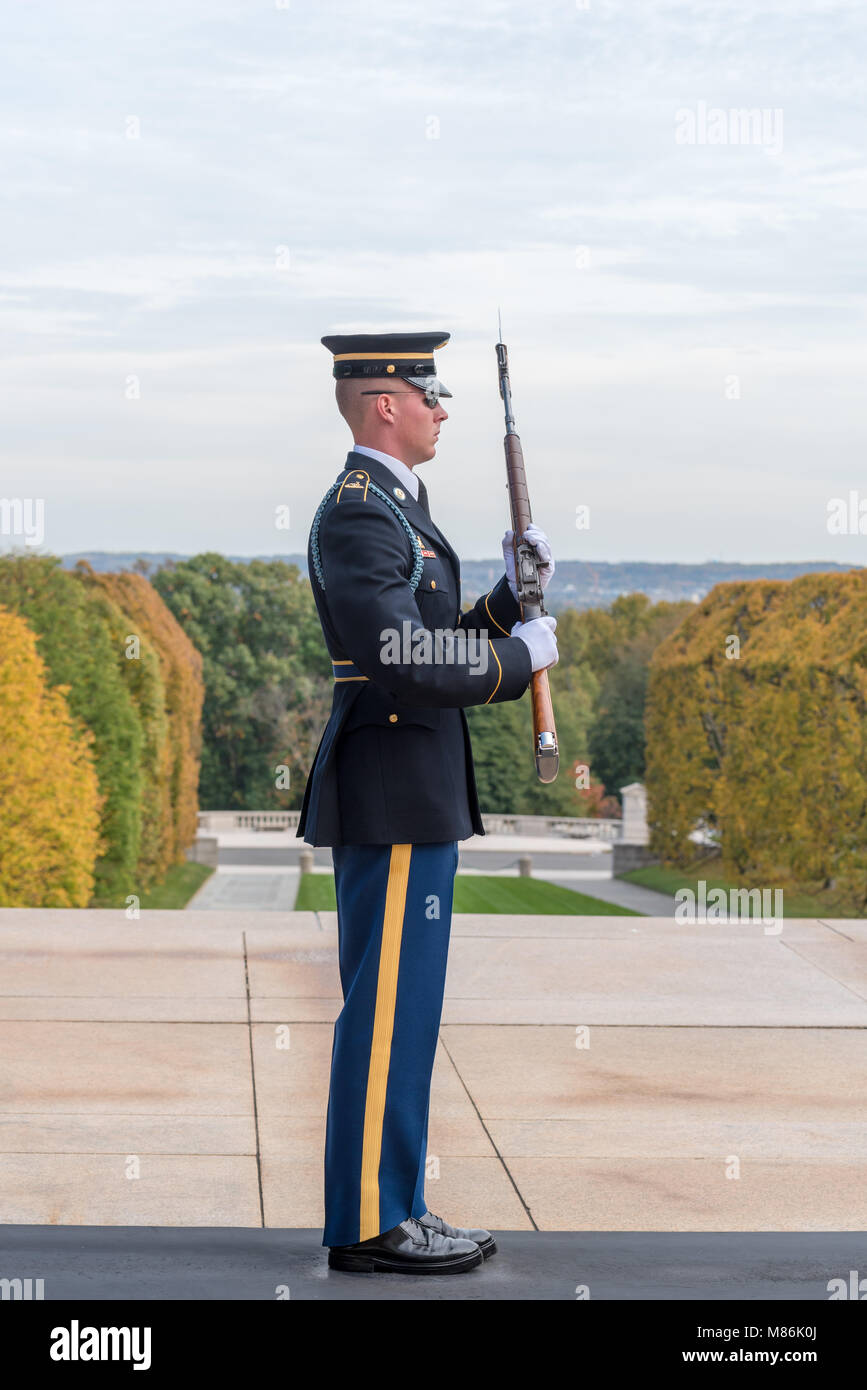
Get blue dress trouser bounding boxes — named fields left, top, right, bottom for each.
left=322, top=840, right=459, bottom=1247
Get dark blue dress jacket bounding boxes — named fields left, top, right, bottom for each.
left=296, top=451, right=532, bottom=846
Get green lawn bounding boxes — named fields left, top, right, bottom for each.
left=295, top=872, right=638, bottom=916
left=137, top=861, right=214, bottom=910
left=621, top=859, right=854, bottom=917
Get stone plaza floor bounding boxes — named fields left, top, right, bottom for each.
left=0, top=907, right=864, bottom=1297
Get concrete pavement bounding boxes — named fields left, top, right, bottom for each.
left=0, top=908, right=864, bottom=1244
left=186, top=864, right=299, bottom=911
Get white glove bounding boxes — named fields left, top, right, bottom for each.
left=512, top=615, right=558, bottom=671
left=503, top=524, right=555, bottom=602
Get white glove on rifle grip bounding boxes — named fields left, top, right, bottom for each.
left=503, top=523, right=555, bottom=602
left=512, top=615, right=558, bottom=672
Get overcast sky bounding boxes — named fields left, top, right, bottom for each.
left=2, top=0, right=865, bottom=565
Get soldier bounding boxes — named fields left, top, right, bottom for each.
left=298, top=331, right=557, bottom=1274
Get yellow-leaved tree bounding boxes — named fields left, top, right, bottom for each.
left=0, top=606, right=104, bottom=906
left=645, top=569, right=867, bottom=910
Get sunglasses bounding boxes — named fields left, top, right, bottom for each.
left=360, top=386, right=441, bottom=409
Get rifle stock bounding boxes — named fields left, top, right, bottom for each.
left=496, top=341, right=559, bottom=784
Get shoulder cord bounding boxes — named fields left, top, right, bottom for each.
left=310, top=480, right=425, bottom=592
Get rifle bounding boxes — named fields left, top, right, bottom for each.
left=495, top=326, right=559, bottom=783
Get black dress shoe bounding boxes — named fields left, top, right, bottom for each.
left=417, top=1210, right=497, bottom=1259
left=328, top=1217, right=483, bottom=1274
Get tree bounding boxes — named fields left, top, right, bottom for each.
left=82, top=564, right=204, bottom=874
left=645, top=569, right=867, bottom=911
left=0, top=606, right=103, bottom=907
left=0, top=555, right=144, bottom=902
left=466, top=660, right=597, bottom=816
left=589, top=605, right=693, bottom=796
left=153, top=553, right=329, bottom=809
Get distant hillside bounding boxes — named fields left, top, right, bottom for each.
left=53, top=552, right=862, bottom=610
left=528, top=559, right=863, bottom=611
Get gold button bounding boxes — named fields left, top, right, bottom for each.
left=430, top=580, right=436, bottom=590
left=388, top=713, right=398, bottom=723
left=387, top=364, right=395, bottom=373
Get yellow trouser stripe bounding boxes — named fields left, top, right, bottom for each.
left=359, top=843, right=412, bottom=1240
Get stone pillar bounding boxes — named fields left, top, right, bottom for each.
left=185, top=836, right=219, bottom=867
left=612, top=782, right=657, bottom=875
left=620, top=783, right=649, bottom=845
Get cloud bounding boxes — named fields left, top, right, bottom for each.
left=1, top=0, right=865, bottom=562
